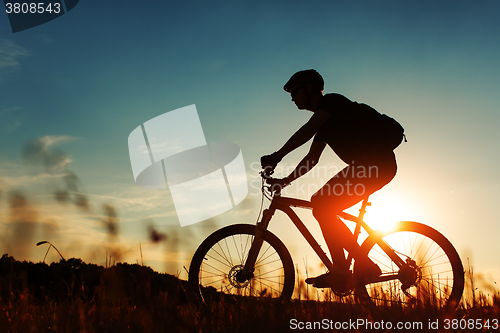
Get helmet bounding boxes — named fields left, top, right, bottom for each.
left=283, top=69, right=324, bottom=93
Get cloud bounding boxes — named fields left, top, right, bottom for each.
left=22, top=135, right=77, bottom=171
left=0, top=172, right=63, bottom=190
left=0, top=39, right=28, bottom=79
left=39, top=135, right=77, bottom=148
left=0, top=160, right=66, bottom=192
left=88, top=185, right=174, bottom=211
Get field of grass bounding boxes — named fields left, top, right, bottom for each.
left=0, top=254, right=499, bottom=332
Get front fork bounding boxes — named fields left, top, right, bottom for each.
left=238, top=208, right=275, bottom=282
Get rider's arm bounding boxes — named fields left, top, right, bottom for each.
left=276, top=109, right=330, bottom=160
left=284, top=139, right=326, bottom=183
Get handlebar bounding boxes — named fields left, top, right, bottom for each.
left=259, top=171, right=290, bottom=195
left=260, top=171, right=273, bottom=180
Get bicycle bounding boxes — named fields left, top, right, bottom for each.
left=188, top=172, right=464, bottom=308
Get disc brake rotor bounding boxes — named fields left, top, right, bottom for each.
left=228, top=265, right=252, bottom=289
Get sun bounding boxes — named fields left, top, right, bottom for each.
left=359, top=194, right=417, bottom=232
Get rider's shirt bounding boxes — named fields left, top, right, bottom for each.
left=314, top=93, right=396, bottom=165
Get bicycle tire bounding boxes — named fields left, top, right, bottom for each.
left=189, top=224, right=295, bottom=303
left=355, top=221, right=464, bottom=309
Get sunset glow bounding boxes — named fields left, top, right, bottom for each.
left=0, top=1, right=499, bottom=292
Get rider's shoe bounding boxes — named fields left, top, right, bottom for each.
left=305, top=260, right=381, bottom=288
left=305, top=268, right=352, bottom=288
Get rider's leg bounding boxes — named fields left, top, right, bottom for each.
left=311, top=209, right=350, bottom=270
left=310, top=158, right=397, bottom=273
left=311, top=188, right=361, bottom=273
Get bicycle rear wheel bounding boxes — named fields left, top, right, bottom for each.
left=355, top=221, right=464, bottom=309
left=189, top=224, right=295, bottom=303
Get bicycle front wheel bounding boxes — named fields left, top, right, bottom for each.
left=189, top=224, right=295, bottom=303
left=355, top=221, right=464, bottom=309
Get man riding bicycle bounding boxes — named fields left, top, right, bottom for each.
left=261, top=69, right=400, bottom=288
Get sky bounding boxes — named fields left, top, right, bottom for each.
left=0, top=0, right=499, bottom=290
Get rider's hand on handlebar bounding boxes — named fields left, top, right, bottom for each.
left=260, top=152, right=282, bottom=176
left=266, top=177, right=290, bottom=193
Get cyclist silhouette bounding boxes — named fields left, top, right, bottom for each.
left=261, top=69, right=398, bottom=288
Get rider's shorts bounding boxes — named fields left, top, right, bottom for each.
left=310, top=151, right=397, bottom=213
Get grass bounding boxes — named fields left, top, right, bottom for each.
left=0, top=255, right=499, bottom=332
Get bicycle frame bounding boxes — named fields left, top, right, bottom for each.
left=190, top=174, right=463, bottom=308
left=241, top=190, right=406, bottom=283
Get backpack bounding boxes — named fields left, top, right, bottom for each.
left=356, top=103, right=406, bottom=150
left=378, top=113, right=406, bottom=150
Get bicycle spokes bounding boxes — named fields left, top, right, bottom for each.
left=357, top=223, right=464, bottom=308
left=189, top=225, right=295, bottom=301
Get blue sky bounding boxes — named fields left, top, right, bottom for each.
left=1, top=0, right=499, bottom=288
